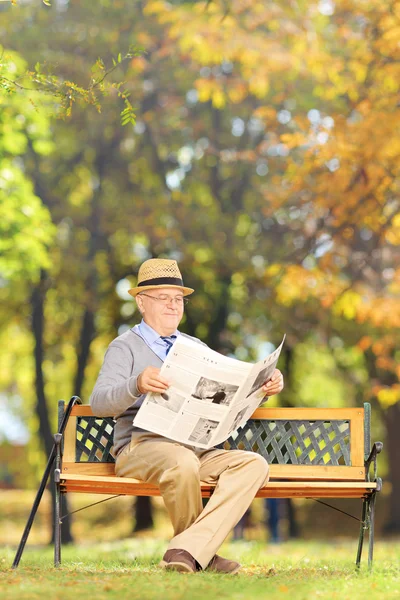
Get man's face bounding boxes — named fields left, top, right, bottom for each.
left=136, top=287, right=185, bottom=336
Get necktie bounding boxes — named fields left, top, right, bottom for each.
left=161, top=335, right=176, bottom=355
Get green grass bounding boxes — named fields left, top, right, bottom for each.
left=1, top=538, right=399, bottom=600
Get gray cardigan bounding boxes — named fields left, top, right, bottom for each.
left=89, top=328, right=204, bottom=456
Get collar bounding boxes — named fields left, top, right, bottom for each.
left=138, top=319, right=180, bottom=343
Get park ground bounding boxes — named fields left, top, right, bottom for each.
left=0, top=490, right=399, bottom=600
left=0, top=538, right=399, bottom=600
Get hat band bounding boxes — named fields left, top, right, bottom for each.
left=138, top=276, right=184, bottom=288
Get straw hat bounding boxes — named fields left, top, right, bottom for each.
left=128, top=258, right=194, bottom=297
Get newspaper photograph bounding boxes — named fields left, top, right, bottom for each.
left=133, top=334, right=285, bottom=449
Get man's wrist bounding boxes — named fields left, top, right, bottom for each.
left=137, top=373, right=144, bottom=395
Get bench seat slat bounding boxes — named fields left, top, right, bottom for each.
left=61, top=473, right=377, bottom=499
left=61, top=462, right=366, bottom=481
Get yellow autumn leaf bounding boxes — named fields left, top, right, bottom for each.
left=249, top=76, right=270, bottom=98
left=332, top=290, right=362, bottom=320
left=212, top=88, right=226, bottom=108
left=143, top=0, right=167, bottom=16
left=265, top=264, right=282, bottom=277
left=280, top=132, right=309, bottom=148
left=382, top=26, right=400, bottom=41
left=195, top=79, right=214, bottom=103
left=377, top=386, right=400, bottom=408
left=253, top=106, right=277, bottom=121
left=228, top=85, right=247, bottom=104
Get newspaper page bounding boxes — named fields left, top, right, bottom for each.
left=133, top=335, right=285, bottom=449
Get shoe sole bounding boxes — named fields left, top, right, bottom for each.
left=208, top=567, right=240, bottom=575
left=207, top=562, right=242, bottom=575
left=159, top=560, right=195, bottom=573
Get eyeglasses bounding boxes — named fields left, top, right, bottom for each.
left=138, top=293, right=189, bottom=306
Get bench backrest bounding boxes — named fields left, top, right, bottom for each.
left=60, top=403, right=370, bottom=481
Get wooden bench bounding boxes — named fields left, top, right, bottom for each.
left=13, top=396, right=383, bottom=569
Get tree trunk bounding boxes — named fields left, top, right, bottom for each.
left=286, top=499, right=299, bottom=539
left=133, top=497, right=154, bottom=532
left=32, top=270, right=73, bottom=544
left=383, top=402, right=400, bottom=534
left=204, top=276, right=231, bottom=352
left=73, top=155, right=108, bottom=400
left=364, top=352, right=399, bottom=534
left=74, top=307, right=95, bottom=398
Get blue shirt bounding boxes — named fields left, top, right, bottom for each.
left=131, top=319, right=179, bottom=361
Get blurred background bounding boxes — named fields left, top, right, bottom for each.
left=0, top=0, right=399, bottom=548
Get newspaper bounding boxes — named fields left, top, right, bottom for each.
left=133, top=335, right=285, bottom=449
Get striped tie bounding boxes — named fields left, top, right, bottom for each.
left=161, top=335, right=176, bottom=355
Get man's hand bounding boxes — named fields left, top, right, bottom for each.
left=262, top=369, right=284, bottom=396
left=137, top=367, right=171, bottom=395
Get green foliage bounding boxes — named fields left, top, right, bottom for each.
left=0, top=40, right=139, bottom=125
left=289, top=342, right=367, bottom=408
left=0, top=169, right=55, bottom=280
left=0, top=50, right=55, bottom=282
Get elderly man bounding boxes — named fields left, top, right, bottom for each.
left=90, top=258, right=284, bottom=574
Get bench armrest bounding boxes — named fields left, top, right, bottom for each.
left=365, top=441, right=383, bottom=483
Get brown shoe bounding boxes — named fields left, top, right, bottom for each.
left=159, top=549, right=197, bottom=573
left=207, top=555, right=241, bottom=575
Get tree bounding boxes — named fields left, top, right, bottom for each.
left=271, top=0, right=400, bottom=530
left=1, top=0, right=399, bottom=538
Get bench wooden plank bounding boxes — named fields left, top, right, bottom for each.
left=61, top=487, right=375, bottom=499
left=254, top=407, right=364, bottom=420
left=61, top=473, right=377, bottom=488
left=70, top=405, right=365, bottom=420
left=61, top=473, right=377, bottom=499
left=348, top=409, right=365, bottom=467
left=63, top=416, right=77, bottom=464
left=61, top=461, right=366, bottom=481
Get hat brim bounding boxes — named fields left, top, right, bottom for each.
left=128, top=284, right=194, bottom=297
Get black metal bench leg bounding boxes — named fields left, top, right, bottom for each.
left=12, top=446, right=57, bottom=568
left=368, top=493, right=376, bottom=570
left=12, top=396, right=81, bottom=569
left=54, top=433, right=62, bottom=567
left=356, top=497, right=368, bottom=568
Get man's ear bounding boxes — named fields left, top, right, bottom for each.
left=136, top=297, right=144, bottom=314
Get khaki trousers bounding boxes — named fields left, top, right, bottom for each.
left=115, top=433, right=269, bottom=569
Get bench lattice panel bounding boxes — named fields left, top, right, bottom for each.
left=75, top=417, right=351, bottom=466
left=76, top=417, right=115, bottom=462
left=222, top=420, right=351, bottom=466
